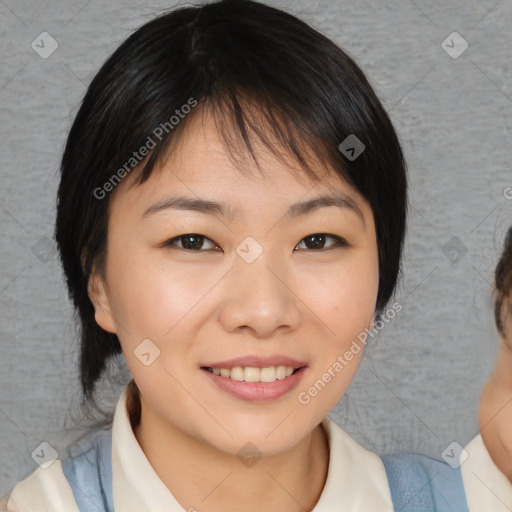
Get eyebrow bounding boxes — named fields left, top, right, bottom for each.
left=141, top=193, right=365, bottom=225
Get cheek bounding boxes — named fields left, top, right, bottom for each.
left=304, top=255, right=379, bottom=334
left=107, top=260, right=173, bottom=335
left=301, top=253, right=378, bottom=400
left=106, top=248, right=200, bottom=336
left=106, top=253, right=203, bottom=391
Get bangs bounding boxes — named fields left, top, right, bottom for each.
left=130, top=90, right=342, bottom=191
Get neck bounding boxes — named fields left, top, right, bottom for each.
left=129, top=384, right=329, bottom=512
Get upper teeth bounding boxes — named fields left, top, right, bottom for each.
left=208, top=366, right=297, bottom=382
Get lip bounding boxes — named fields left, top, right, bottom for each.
left=201, top=365, right=308, bottom=402
left=200, top=355, right=308, bottom=369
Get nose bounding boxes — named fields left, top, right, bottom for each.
left=217, top=249, right=301, bottom=338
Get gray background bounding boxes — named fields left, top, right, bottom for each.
left=1, top=0, right=511, bottom=498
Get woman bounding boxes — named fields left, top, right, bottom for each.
left=2, top=1, right=509, bottom=510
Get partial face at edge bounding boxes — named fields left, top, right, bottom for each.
left=479, top=304, right=512, bottom=482
left=88, top=109, right=379, bottom=456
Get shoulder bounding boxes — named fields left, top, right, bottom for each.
left=2, top=428, right=112, bottom=512
left=381, top=452, right=469, bottom=512
left=2, top=460, right=79, bottom=512
left=60, top=427, right=114, bottom=512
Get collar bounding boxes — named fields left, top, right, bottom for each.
left=461, top=433, right=512, bottom=511
left=111, top=384, right=393, bottom=511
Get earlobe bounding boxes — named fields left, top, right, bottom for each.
left=87, top=271, right=117, bottom=333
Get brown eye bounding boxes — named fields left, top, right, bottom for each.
left=294, top=233, right=347, bottom=251
left=164, top=233, right=347, bottom=252
left=165, top=234, right=220, bottom=251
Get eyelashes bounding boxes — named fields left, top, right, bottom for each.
left=165, top=234, right=219, bottom=251
left=294, top=233, right=348, bottom=251
left=164, top=233, right=348, bottom=252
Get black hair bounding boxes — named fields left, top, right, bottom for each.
left=55, top=0, right=408, bottom=404
left=494, top=226, right=512, bottom=337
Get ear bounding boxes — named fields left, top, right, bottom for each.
left=87, top=269, right=117, bottom=333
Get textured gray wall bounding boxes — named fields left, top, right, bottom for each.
left=1, top=0, right=511, bottom=498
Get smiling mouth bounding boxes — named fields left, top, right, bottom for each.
left=201, top=365, right=304, bottom=383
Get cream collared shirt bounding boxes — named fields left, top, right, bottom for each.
left=1, top=385, right=510, bottom=511
left=460, top=433, right=512, bottom=511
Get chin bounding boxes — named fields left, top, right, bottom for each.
left=202, top=420, right=312, bottom=459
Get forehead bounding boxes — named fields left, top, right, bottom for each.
left=111, top=108, right=368, bottom=218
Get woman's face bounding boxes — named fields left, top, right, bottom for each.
left=90, top=110, right=379, bottom=456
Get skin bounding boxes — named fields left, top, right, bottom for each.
left=479, top=318, right=512, bottom=482
left=88, top=109, right=380, bottom=512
